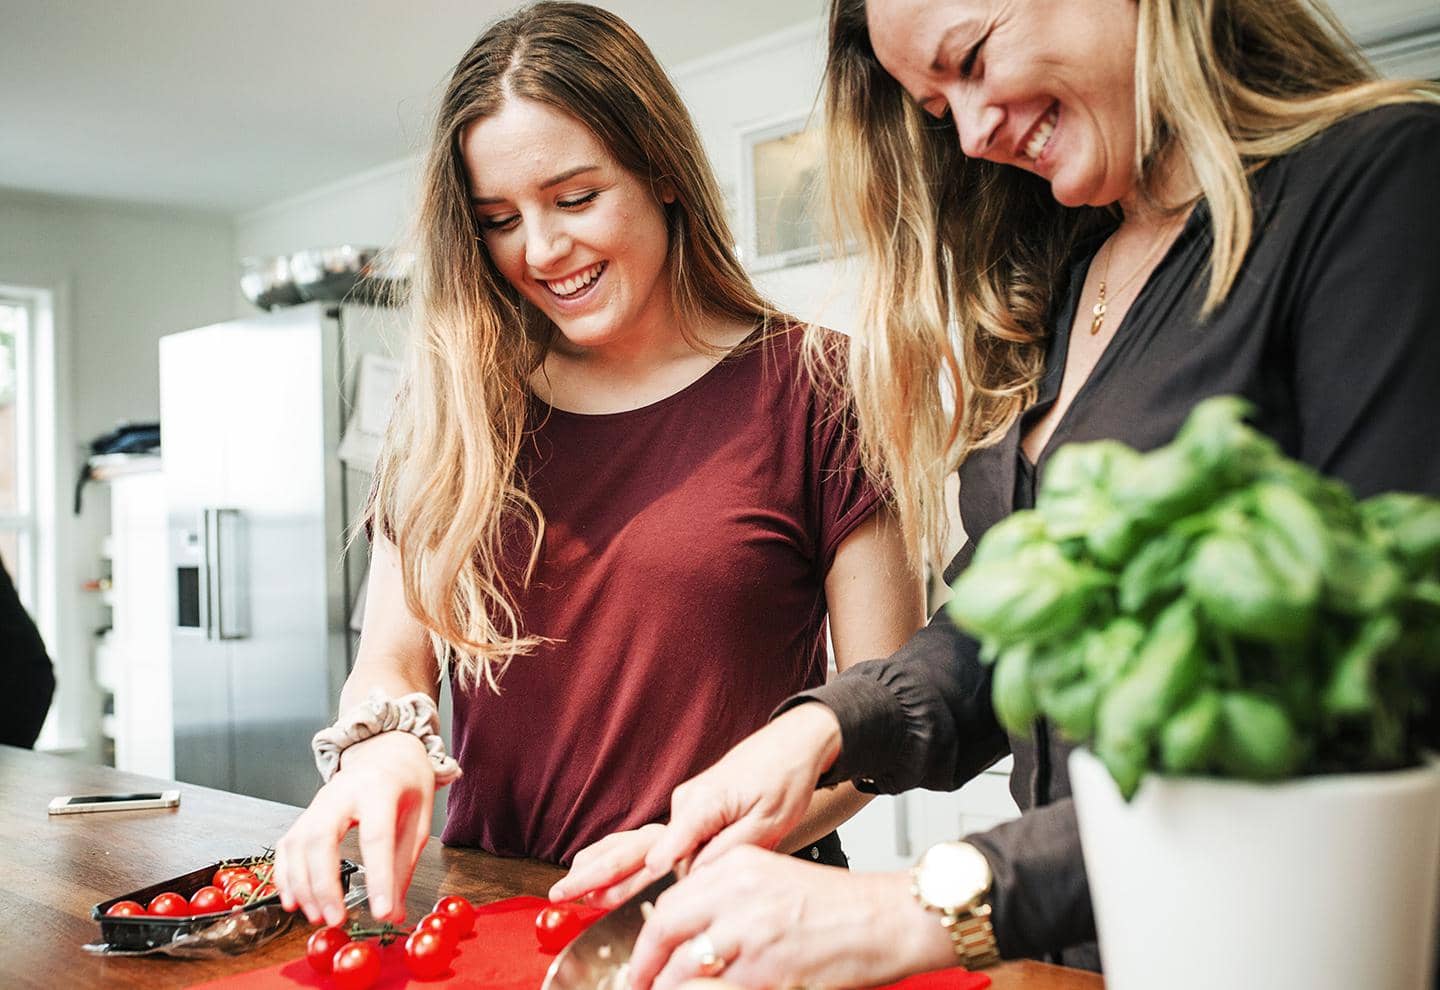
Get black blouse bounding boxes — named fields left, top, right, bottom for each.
left=784, top=103, right=1440, bottom=969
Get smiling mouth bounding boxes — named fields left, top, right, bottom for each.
left=542, top=262, right=606, bottom=300
left=1021, top=103, right=1060, bottom=162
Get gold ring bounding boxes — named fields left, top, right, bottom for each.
left=686, top=932, right=727, bottom=977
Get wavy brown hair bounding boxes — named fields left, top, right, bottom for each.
left=371, top=2, right=774, bottom=691
left=817, top=0, right=1439, bottom=567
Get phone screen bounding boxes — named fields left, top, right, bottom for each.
left=65, top=793, right=165, bottom=804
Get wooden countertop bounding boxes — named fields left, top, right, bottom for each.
left=0, top=746, right=1101, bottom=989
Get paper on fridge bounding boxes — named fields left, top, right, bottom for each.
left=338, top=353, right=402, bottom=472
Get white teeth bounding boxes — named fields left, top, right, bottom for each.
left=1024, top=108, right=1058, bottom=161
left=545, top=263, right=603, bottom=297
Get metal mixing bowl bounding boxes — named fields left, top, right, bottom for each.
left=239, top=256, right=305, bottom=311
left=289, top=245, right=405, bottom=304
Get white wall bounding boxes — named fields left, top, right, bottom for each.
left=0, top=188, right=234, bottom=758
left=230, top=21, right=861, bottom=334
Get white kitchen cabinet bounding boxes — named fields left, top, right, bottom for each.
left=99, top=464, right=173, bottom=778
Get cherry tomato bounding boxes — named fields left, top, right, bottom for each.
left=306, top=925, right=352, bottom=975
left=252, top=882, right=277, bottom=900
left=415, top=911, right=462, bottom=949
left=404, top=927, right=454, bottom=979
left=147, top=891, right=190, bottom=917
left=188, top=885, right=229, bottom=916
left=213, top=866, right=256, bottom=890
left=105, top=900, right=146, bottom=917
left=224, top=876, right=258, bottom=905
left=332, top=940, right=381, bottom=990
left=434, top=894, right=476, bottom=936
left=535, top=903, right=587, bottom=953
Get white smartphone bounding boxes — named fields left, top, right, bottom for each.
left=48, top=790, right=181, bottom=815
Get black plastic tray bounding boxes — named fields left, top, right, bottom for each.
left=91, top=858, right=358, bottom=951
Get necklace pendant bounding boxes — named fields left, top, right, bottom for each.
left=1089, top=282, right=1108, bottom=336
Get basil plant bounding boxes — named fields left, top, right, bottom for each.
left=948, top=397, right=1440, bottom=799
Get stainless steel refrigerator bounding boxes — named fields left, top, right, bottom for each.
left=160, top=302, right=398, bottom=806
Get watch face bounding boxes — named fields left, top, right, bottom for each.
left=917, top=842, right=991, bottom=910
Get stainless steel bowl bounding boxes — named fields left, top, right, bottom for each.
left=289, top=245, right=409, bottom=305
left=239, top=256, right=305, bottom=311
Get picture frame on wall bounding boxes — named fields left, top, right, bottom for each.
left=737, top=113, right=827, bottom=272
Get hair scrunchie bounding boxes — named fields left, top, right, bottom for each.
left=311, top=689, right=463, bottom=786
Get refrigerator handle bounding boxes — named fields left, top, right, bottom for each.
left=200, top=508, right=215, bottom=641
left=213, top=508, right=246, bottom=641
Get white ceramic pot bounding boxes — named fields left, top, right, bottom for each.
left=1070, top=748, right=1440, bottom=990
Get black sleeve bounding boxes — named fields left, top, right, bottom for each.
left=0, top=558, right=56, bottom=748
left=775, top=560, right=1009, bottom=794
left=965, top=800, right=1094, bottom=961
left=1285, top=105, right=1440, bottom=498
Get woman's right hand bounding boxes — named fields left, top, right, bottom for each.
left=274, top=730, right=436, bottom=926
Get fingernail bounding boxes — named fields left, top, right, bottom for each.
left=371, top=895, right=389, bottom=918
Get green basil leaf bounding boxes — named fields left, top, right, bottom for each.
left=1175, top=395, right=1280, bottom=485
left=1082, top=617, right=1147, bottom=687
left=991, top=642, right=1039, bottom=736
left=1362, top=493, right=1440, bottom=574
left=1118, top=531, right=1193, bottom=614
left=1039, top=679, right=1101, bottom=742
left=1215, top=692, right=1301, bottom=780
left=1096, top=737, right=1148, bottom=801
left=1187, top=531, right=1315, bottom=644
left=1322, top=615, right=1402, bottom=717
left=970, top=510, right=1050, bottom=567
left=948, top=544, right=1109, bottom=646
left=1159, top=688, right=1223, bottom=773
left=1324, top=531, right=1404, bottom=615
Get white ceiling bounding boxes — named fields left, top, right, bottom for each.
left=3, top=0, right=1435, bottom=217
left=0, top=0, right=823, bottom=215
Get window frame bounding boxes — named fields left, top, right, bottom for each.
left=0, top=280, right=60, bottom=748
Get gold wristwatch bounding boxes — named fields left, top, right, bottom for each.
left=910, top=841, right=1001, bottom=970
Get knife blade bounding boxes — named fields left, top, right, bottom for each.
left=541, top=871, right=678, bottom=990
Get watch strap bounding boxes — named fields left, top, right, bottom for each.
left=940, top=900, right=1001, bottom=969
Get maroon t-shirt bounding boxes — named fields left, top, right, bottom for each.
left=440, top=324, right=881, bottom=864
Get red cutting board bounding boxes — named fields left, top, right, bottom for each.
left=190, top=896, right=990, bottom=990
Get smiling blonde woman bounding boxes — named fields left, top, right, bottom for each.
left=272, top=1, right=923, bottom=930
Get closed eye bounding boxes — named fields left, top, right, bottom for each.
left=558, top=190, right=599, bottom=209
left=477, top=213, right=519, bottom=232
left=959, top=35, right=987, bottom=79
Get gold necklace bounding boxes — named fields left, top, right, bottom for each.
left=1088, top=219, right=1183, bottom=336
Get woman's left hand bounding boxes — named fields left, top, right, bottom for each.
left=626, top=845, right=956, bottom=990
left=549, top=823, right=667, bottom=908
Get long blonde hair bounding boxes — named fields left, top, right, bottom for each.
left=372, top=2, right=773, bottom=691
left=818, top=0, right=1439, bottom=567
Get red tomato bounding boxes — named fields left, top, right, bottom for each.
left=331, top=940, right=381, bottom=990
left=224, top=876, right=258, bottom=905
left=404, top=927, right=454, bottom=979
left=213, top=866, right=256, bottom=890
left=434, top=894, right=476, bottom=936
left=147, top=891, right=190, bottom=917
left=253, top=882, right=277, bottom=900
left=416, top=911, right=462, bottom=948
left=188, top=885, right=229, bottom=916
left=535, top=903, right=587, bottom=953
left=105, top=900, right=146, bottom=917
left=306, top=925, right=352, bottom=975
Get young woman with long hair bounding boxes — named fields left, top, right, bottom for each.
left=560, top=1, right=1440, bottom=985
left=272, top=1, right=922, bottom=929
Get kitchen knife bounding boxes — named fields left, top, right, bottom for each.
left=541, top=871, right=678, bottom=990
